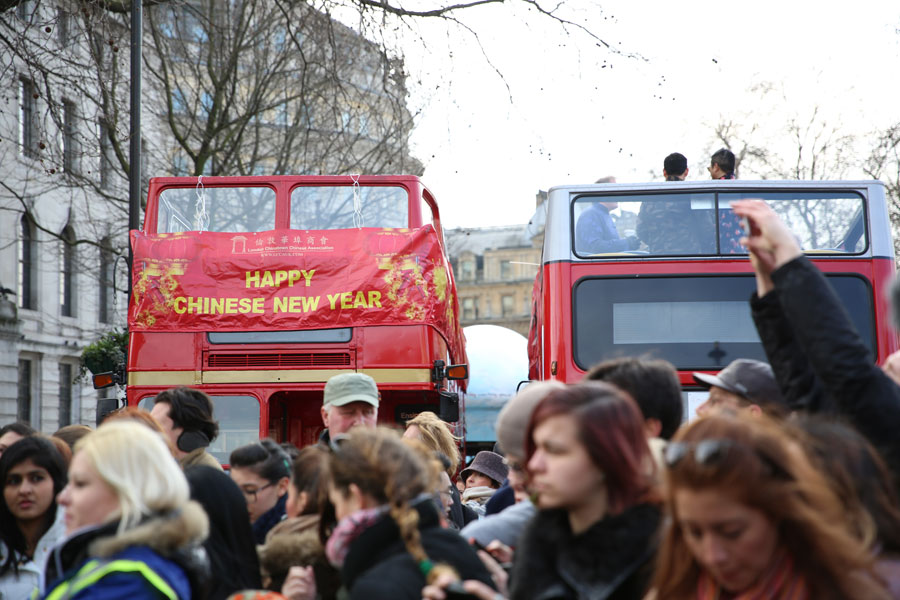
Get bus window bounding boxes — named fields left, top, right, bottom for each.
left=290, top=185, right=408, bottom=229
left=207, top=395, right=261, bottom=463
left=572, top=275, right=875, bottom=371
left=573, top=193, right=717, bottom=256
left=138, top=394, right=260, bottom=464
left=720, top=191, right=867, bottom=253
left=157, top=186, right=276, bottom=233
left=208, top=328, right=352, bottom=344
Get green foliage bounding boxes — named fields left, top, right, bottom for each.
left=79, top=330, right=128, bottom=381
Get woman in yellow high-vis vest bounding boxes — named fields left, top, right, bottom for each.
left=41, top=421, right=209, bottom=600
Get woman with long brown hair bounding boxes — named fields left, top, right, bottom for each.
left=653, top=414, right=890, bottom=599
left=508, top=381, right=662, bottom=600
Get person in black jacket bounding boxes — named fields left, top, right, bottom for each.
left=733, top=199, right=900, bottom=484
left=324, top=427, right=495, bottom=599
left=508, top=381, right=662, bottom=600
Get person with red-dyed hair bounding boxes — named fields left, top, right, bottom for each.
left=507, top=381, right=662, bottom=600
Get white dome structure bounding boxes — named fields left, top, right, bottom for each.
left=463, top=325, right=528, bottom=442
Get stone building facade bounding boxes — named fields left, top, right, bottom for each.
left=0, top=0, right=420, bottom=430
left=446, top=223, right=542, bottom=337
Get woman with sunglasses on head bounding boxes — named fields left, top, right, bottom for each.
left=230, top=439, right=292, bottom=544
left=0, top=436, right=67, bottom=599
left=507, top=381, right=662, bottom=600
left=653, top=414, right=890, bottom=600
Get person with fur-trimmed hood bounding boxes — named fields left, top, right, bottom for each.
left=41, top=421, right=209, bottom=600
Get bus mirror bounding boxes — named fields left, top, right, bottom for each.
left=96, top=398, right=120, bottom=425
left=439, top=391, right=460, bottom=422
left=92, top=372, right=116, bottom=389
left=445, top=364, right=468, bottom=380
left=516, top=380, right=533, bottom=392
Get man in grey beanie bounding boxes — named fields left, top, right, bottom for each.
left=461, top=381, right=564, bottom=547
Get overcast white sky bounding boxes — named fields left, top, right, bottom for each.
left=389, top=0, right=900, bottom=228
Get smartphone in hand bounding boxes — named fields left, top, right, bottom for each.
left=443, top=582, right=481, bottom=600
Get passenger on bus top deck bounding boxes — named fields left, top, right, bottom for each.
left=708, top=148, right=736, bottom=180
left=319, top=372, right=379, bottom=449
left=575, top=176, right=641, bottom=254
left=693, top=358, right=789, bottom=420
left=663, top=152, right=689, bottom=181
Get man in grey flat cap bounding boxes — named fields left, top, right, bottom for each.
left=318, top=372, right=379, bottom=449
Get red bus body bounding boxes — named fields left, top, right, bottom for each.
left=530, top=180, right=898, bottom=398
left=126, top=175, right=467, bottom=461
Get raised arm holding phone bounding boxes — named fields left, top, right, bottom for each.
left=732, top=200, right=900, bottom=486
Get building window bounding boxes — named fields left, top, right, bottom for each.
left=99, top=120, right=113, bottom=188
left=500, top=260, right=512, bottom=280
left=502, top=294, right=515, bottom=317
left=19, top=78, right=36, bottom=158
left=58, top=8, right=71, bottom=45
left=17, top=0, right=35, bottom=21
left=461, top=260, right=475, bottom=281
left=60, top=225, right=76, bottom=317
left=63, top=100, right=78, bottom=174
left=17, top=359, right=33, bottom=424
left=59, top=363, right=73, bottom=427
left=99, top=237, right=114, bottom=323
left=18, top=214, right=37, bottom=310
left=462, top=297, right=476, bottom=321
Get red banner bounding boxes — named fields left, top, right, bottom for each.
left=128, top=226, right=465, bottom=362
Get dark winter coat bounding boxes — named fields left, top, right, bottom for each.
left=751, top=256, right=900, bottom=482
left=342, top=500, right=495, bottom=600
left=509, top=503, right=661, bottom=600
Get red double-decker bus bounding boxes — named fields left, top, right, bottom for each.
left=529, top=180, right=898, bottom=417
left=118, top=175, right=467, bottom=462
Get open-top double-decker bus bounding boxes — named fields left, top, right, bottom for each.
left=529, top=180, right=898, bottom=416
left=111, top=175, right=467, bottom=462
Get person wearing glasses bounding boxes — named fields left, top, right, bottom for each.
left=507, top=382, right=662, bottom=600
left=229, top=439, right=292, bottom=544
left=652, top=414, right=890, bottom=599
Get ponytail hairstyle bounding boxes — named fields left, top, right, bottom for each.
left=229, top=438, right=291, bottom=484
left=326, top=427, right=455, bottom=584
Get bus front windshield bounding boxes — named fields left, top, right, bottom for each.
left=157, top=186, right=277, bottom=233
left=572, top=191, right=866, bottom=257
left=290, top=186, right=409, bottom=229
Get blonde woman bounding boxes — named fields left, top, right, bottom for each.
left=402, top=411, right=461, bottom=478
left=41, top=420, right=209, bottom=600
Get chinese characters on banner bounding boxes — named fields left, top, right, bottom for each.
left=128, top=226, right=464, bottom=362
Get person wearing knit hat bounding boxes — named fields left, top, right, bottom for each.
left=496, top=381, right=566, bottom=461
left=462, top=382, right=565, bottom=542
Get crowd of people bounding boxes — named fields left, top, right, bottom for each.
left=3, top=184, right=900, bottom=599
